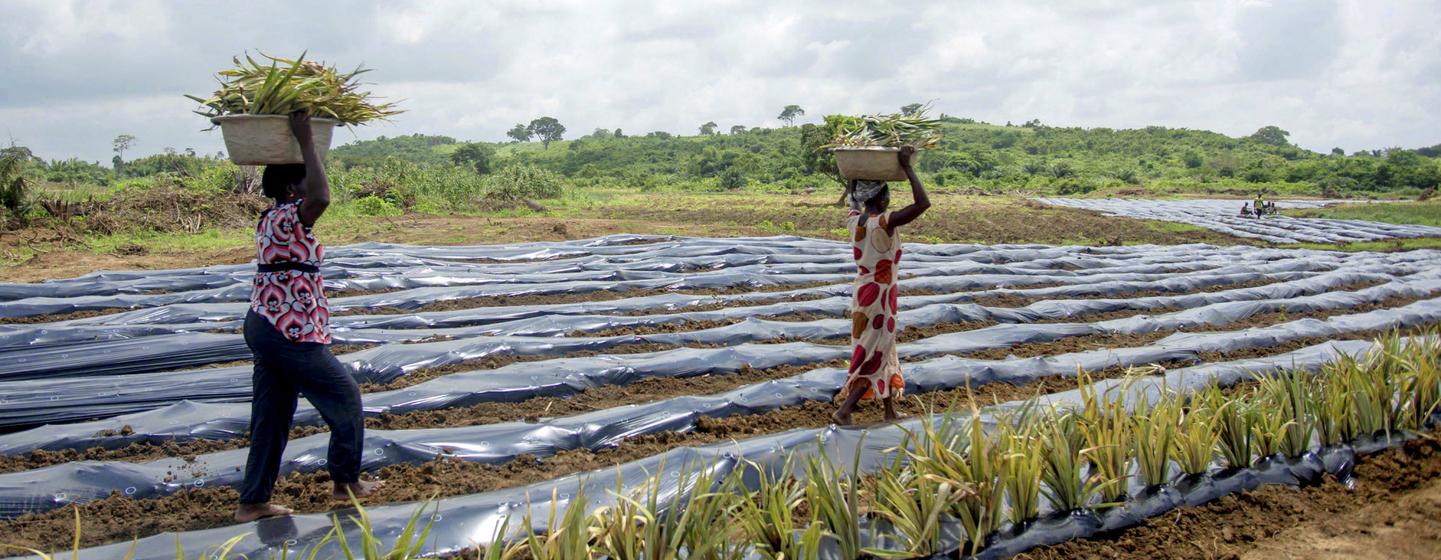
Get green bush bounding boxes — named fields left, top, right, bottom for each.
left=484, top=163, right=566, bottom=201
left=43, top=158, right=113, bottom=186
left=1, top=146, right=33, bottom=226
left=1056, top=179, right=1095, bottom=195
left=353, top=195, right=402, bottom=216
left=330, top=159, right=485, bottom=211
left=182, top=161, right=251, bottom=195
left=121, top=152, right=209, bottom=178
left=719, top=168, right=747, bottom=190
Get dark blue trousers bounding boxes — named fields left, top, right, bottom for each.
left=240, top=310, right=364, bottom=504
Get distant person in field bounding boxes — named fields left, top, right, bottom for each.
left=833, top=145, right=930, bottom=426
left=236, top=113, right=380, bottom=523
left=1240, top=202, right=1251, bottom=217
left=1254, top=193, right=1266, bottom=218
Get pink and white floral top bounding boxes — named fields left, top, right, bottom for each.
left=249, top=200, right=331, bottom=344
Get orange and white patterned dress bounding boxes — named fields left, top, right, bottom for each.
left=844, top=210, right=903, bottom=400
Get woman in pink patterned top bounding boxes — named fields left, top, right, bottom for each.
left=235, top=113, right=380, bottom=523
left=832, top=146, right=930, bottom=426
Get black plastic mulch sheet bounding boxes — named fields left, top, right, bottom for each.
left=0, top=233, right=1113, bottom=316
left=0, top=260, right=1417, bottom=354
left=4, top=236, right=1430, bottom=323
left=4, top=235, right=1441, bottom=557
left=34, top=336, right=1418, bottom=560
left=3, top=293, right=1440, bottom=521
left=0, top=263, right=1407, bottom=381
left=1036, top=198, right=1441, bottom=244
left=1, top=268, right=1438, bottom=440
left=0, top=246, right=1429, bottom=381
left=3, top=273, right=1438, bottom=432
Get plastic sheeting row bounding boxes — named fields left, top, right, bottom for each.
left=0, top=249, right=1292, bottom=351
left=0, top=233, right=1215, bottom=302
left=8, top=243, right=1435, bottom=353
left=1036, top=198, right=1441, bottom=244
left=4, top=294, right=1441, bottom=520
left=37, top=335, right=1424, bottom=560
left=3, top=268, right=1435, bottom=432
left=0, top=234, right=1129, bottom=316
left=4, top=246, right=1432, bottom=377
left=0, top=258, right=1407, bottom=381
left=3, top=235, right=1423, bottom=323
left=1, top=265, right=1435, bottom=437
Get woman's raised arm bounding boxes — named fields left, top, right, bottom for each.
left=885, top=146, right=929, bottom=232
left=290, top=112, right=331, bottom=227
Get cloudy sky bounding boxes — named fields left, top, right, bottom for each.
left=2, top=0, right=1438, bottom=162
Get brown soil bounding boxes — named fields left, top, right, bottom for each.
left=370, top=358, right=851, bottom=431
left=605, top=287, right=988, bottom=319
left=333, top=280, right=841, bottom=317
left=0, top=439, right=249, bottom=476
left=616, top=292, right=835, bottom=316
left=328, top=343, right=374, bottom=355
left=0, top=307, right=133, bottom=325
left=592, top=195, right=1250, bottom=247
left=1015, top=436, right=1441, bottom=560
left=580, top=315, right=990, bottom=344
left=896, top=320, right=996, bottom=343
left=325, top=286, right=413, bottom=300
left=0, top=215, right=669, bottom=284
left=577, top=318, right=745, bottom=337
left=356, top=342, right=682, bottom=392
left=966, top=275, right=1330, bottom=309
left=137, top=343, right=376, bottom=375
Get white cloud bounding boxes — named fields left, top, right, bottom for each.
left=1, top=0, right=1438, bottom=162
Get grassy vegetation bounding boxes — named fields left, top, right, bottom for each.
left=1284, top=200, right=1441, bottom=227
left=1282, top=238, right=1441, bottom=252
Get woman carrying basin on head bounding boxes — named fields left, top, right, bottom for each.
left=833, top=145, right=930, bottom=426
left=236, top=112, right=381, bottom=523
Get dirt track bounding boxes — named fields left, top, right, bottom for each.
left=333, top=279, right=843, bottom=316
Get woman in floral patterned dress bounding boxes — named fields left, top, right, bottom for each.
left=833, top=146, right=930, bottom=426
left=235, top=113, right=380, bottom=523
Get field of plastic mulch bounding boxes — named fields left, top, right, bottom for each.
left=1, top=232, right=1440, bottom=558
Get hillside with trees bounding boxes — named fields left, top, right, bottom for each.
left=328, top=114, right=1441, bottom=198
left=4, top=109, right=1439, bottom=233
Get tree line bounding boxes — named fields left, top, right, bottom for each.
left=12, top=103, right=1441, bottom=200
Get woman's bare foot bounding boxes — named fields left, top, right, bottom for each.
left=234, top=503, right=293, bottom=522
left=832, top=409, right=853, bottom=426
left=332, top=479, right=384, bottom=501
left=882, top=398, right=906, bottom=423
